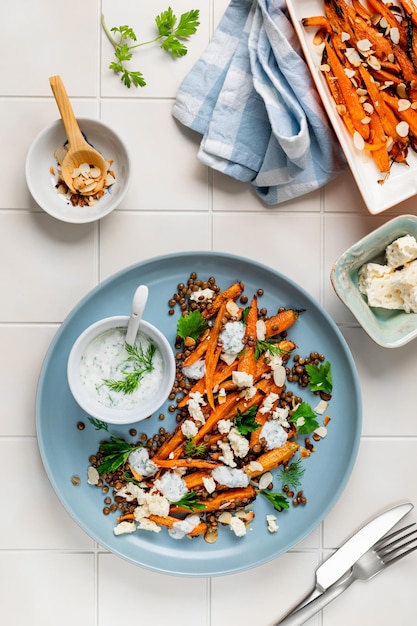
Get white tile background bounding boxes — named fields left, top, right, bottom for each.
left=0, top=0, right=416, bottom=624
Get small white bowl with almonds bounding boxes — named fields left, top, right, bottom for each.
left=25, top=118, right=131, bottom=223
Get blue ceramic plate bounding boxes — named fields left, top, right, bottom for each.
left=36, top=252, right=362, bottom=577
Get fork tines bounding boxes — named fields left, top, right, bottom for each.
left=374, top=522, right=417, bottom=565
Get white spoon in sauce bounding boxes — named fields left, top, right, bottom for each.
left=125, top=285, right=149, bottom=346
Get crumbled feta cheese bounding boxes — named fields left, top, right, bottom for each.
left=228, top=427, right=250, bottom=458
left=113, top=521, right=137, bottom=536
left=212, top=466, right=250, bottom=488
left=260, top=392, right=279, bottom=414
left=220, top=321, right=245, bottom=355
left=187, top=391, right=206, bottom=423
left=239, top=385, right=257, bottom=400
left=182, top=357, right=206, bottom=380
left=181, top=419, right=199, bottom=438
left=358, top=263, right=404, bottom=310
left=217, top=440, right=237, bottom=467
left=229, top=516, right=246, bottom=537
left=266, top=514, right=279, bottom=533
left=218, top=419, right=232, bottom=434
left=87, top=465, right=99, bottom=485
left=266, top=351, right=283, bottom=369
left=386, top=235, right=417, bottom=268
left=359, top=257, right=417, bottom=312
left=128, top=447, right=158, bottom=478
left=168, top=514, right=201, bottom=539
left=137, top=519, right=161, bottom=533
left=260, top=420, right=288, bottom=450
left=272, top=405, right=290, bottom=428
left=115, top=482, right=146, bottom=503
left=189, top=288, right=215, bottom=302
left=154, top=472, right=188, bottom=502
left=217, top=387, right=227, bottom=404
left=232, top=371, right=254, bottom=388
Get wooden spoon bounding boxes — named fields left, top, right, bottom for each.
left=49, top=75, right=107, bottom=195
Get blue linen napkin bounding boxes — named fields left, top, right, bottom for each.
left=172, top=0, right=346, bottom=205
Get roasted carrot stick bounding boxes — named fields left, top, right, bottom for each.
left=153, top=458, right=221, bottom=470
left=246, top=441, right=299, bottom=477
left=170, top=486, right=257, bottom=514
left=264, top=309, right=299, bottom=337
left=202, top=282, right=244, bottom=318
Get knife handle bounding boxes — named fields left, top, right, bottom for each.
left=273, top=573, right=354, bottom=626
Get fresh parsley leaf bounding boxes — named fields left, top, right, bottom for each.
left=183, top=438, right=207, bottom=458
left=88, top=417, right=109, bottom=431
left=290, top=402, right=320, bottom=435
left=102, top=9, right=200, bottom=89
left=278, top=458, right=305, bottom=491
left=305, top=361, right=333, bottom=394
left=98, top=437, right=142, bottom=474
left=261, top=490, right=290, bottom=512
left=177, top=310, right=209, bottom=340
left=234, top=405, right=260, bottom=435
left=172, top=491, right=206, bottom=511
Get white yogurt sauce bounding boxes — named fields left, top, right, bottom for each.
left=80, top=327, right=164, bottom=409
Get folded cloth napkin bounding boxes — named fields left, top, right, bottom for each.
left=172, top=0, right=346, bottom=205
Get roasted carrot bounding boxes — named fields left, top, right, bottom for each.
left=202, top=282, right=244, bottom=319
left=237, top=295, right=258, bottom=376
left=204, top=300, right=228, bottom=408
left=264, top=309, right=299, bottom=337
left=246, top=441, right=299, bottom=477
left=177, top=360, right=237, bottom=408
left=170, top=486, right=257, bottom=514
left=153, top=458, right=221, bottom=470
left=324, top=39, right=370, bottom=140
left=382, top=91, right=417, bottom=136
left=181, top=329, right=211, bottom=367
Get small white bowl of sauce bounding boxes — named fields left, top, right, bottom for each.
left=67, top=316, right=176, bottom=424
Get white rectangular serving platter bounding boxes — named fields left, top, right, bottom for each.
left=286, top=0, right=417, bottom=214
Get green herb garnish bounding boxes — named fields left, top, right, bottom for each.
left=255, top=336, right=291, bottom=360
left=177, top=310, right=209, bottom=340
left=88, top=417, right=109, bottom=431
left=278, top=458, right=305, bottom=491
left=103, top=342, right=155, bottom=395
left=183, top=438, right=207, bottom=458
left=172, top=491, right=207, bottom=511
left=261, top=490, right=290, bottom=512
left=234, top=405, right=260, bottom=435
left=98, top=437, right=142, bottom=474
left=305, top=361, right=332, bottom=394
left=290, top=402, right=320, bottom=435
left=102, top=8, right=200, bottom=88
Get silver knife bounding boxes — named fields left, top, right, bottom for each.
left=277, top=502, right=413, bottom=620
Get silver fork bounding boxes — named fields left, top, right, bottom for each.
left=274, top=523, right=417, bottom=626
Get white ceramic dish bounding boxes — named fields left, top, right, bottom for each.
left=25, top=118, right=131, bottom=223
left=331, top=214, right=417, bottom=347
left=286, top=0, right=417, bottom=214
left=67, top=316, right=176, bottom=424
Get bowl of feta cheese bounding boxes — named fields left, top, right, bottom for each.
left=331, top=214, right=417, bottom=348
left=67, top=315, right=176, bottom=424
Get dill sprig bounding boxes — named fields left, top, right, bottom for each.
left=103, top=342, right=156, bottom=395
